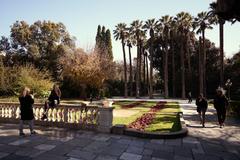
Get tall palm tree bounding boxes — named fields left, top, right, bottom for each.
left=143, top=19, right=158, bottom=99
left=126, top=30, right=136, bottom=97
left=169, top=20, right=178, bottom=97
left=194, top=11, right=216, bottom=96
left=130, top=20, right=144, bottom=98
left=210, top=2, right=225, bottom=87
left=159, top=15, right=173, bottom=98
left=175, top=12, right=192, bottom=99
left=113, top=23, right=128, bottom=97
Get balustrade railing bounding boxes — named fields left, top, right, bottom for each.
left=0, top=102, right=99, bottom=130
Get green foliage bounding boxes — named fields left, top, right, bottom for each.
left=0, top=64, right=53, bottom=98
left=95, top=25, right=113, bottom=60
left=0, top=20, right=75, bottom=80
left=228, top=101, right=240, bottom=116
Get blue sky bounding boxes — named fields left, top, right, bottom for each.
left=1, top=0, right=239, bottom=60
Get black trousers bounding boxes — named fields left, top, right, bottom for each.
left=216, top=107, right=226, bottom=124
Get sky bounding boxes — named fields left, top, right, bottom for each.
left=1, top=0, right=239, bottom=61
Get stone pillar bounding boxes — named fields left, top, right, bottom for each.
left=97, top=106, right=114, bottom=133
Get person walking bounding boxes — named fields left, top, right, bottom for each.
left=214, top=87, right=229, bottom=128
left=19, top=87, right=37, bottom=136
left=41, top=84, right=61, bottom=120
left=196, top=94, right=208, bottom=127
left=188, top=92, right=192, bottom=103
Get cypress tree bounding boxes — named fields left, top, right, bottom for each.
left=95, top=25, right=113, bottom=60
left=105, top=29, right=113, bottom=60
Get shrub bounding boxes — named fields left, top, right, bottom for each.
left=228, top=101, right=240, bottom=117
left=0, top=65, right=54, bottom=98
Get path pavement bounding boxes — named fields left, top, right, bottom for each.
left=0, top=103, right=239, bottom=160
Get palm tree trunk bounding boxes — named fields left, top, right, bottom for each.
left=219, top=19, right=225, bottom=87
left=149, top=45, right=153, bottom=99
left=186, top=42, right=192, bottom=92
left=146, top=53, right=149, bottom=95
left=122, top=40, right=128, bottom=97
left=199, top=36, right=203, bottom=94
left=143, top=51, right=146, bottom=94
left=128, top=45, right=133, bottom=97
left=180, top=38, right=186, bottom=99
left=171, top=39, right=176, bottom=97
left=139, top=44, right=142, bottom=95
left=202, top=29, right=206, bottom=97
left=136, top=45, right=140, bottom=98
left=164, top=47, right=169, bottom=98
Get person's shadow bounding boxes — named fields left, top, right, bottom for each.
left=186, top=124, right=219, bottom=128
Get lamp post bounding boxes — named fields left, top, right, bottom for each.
left=225, top=79, right=232, bottom=100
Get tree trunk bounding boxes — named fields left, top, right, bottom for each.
left=164, top=47, right=169, bottom=98
left=136, top=45, right=140, bottom=98
left=171, top=39, right=176, bottom=98
left=219, top=19, right=225, bottom=87
left=122, top=41, right=128, bottom=97
left=139, top=44, right=142, bottom=95
left=146, top=53, right=149, bottom=95
left=180, top=38, right=186, bottom=99
left=199, top=36, right=204, bottom=95
left=149, top=44, right=153, bottom=99
left=186, top=39, right=192, bottom=92
left=202, top=30, right=206, bottom=97
left=143, top=50, right=146, bottom=95
left=128, top=45, right=133, bottom=97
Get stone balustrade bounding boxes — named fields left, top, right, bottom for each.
left=0, top=102, right=114, bottom=132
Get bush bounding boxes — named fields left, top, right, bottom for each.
left=0, top=65, right=54, bottom=98
left=228, top=101, right=240, bottom=117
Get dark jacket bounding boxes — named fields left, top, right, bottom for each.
left=214, top=95, right=229, bottom=110
left=48, top=90, right=60, bottom=107
left=196, top=98, right=208, bottom=112
left=19, top=95, right=34, bottom=120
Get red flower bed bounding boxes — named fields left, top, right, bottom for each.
left=128, top=101, right=166, bottom=131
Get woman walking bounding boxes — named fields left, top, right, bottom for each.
left=19, top=87, right=37, bottom=136
left=196, top=94, right=208, bottom=127
left=214, top=88, right=229, bottom=128
left=41, top=84, right=61, bottom=120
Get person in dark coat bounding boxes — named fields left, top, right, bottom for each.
left=188, top=92, right=192, bottom=103
left=196, top=94, right=208, bottom=127
left=41, top=84, right=61, bottom=120
left=19, top=87, right=37, bottom=136
left=214, top=88, right=229, bottom=128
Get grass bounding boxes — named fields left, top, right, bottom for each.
left=145, top=102, right=181, bottom=133
left=112, top=101, right=182, bottom=133
left=112, top=101, right=157, bottom=125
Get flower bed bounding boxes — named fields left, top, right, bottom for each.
left=128, top=101, right=166, bottom=131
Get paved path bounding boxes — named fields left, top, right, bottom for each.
left=0, top=103, right=239, bottom=160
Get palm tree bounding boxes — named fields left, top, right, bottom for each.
left=159, top=15, right=173, bottom=98
left=130, top=20, right=144, bottom=98
left=143, top=19, right=158, bottom=99
left=210, top=2, right=225, bottom=87
left=126, top=30, right=136, bottom=97
left=175, top=12, right=192, bottom=99
left=169, top=20, right=178, bottom=97
left=113, top=23, right=128, bottom=97
left=194, top=11, right=216, bottom=96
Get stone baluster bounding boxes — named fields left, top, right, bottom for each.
left=63, top=108, right=68, bottom=123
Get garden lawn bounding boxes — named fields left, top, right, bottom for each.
left=112, top=101, right=157, bottom=125
left=145, top=102, right=181, bottom=133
